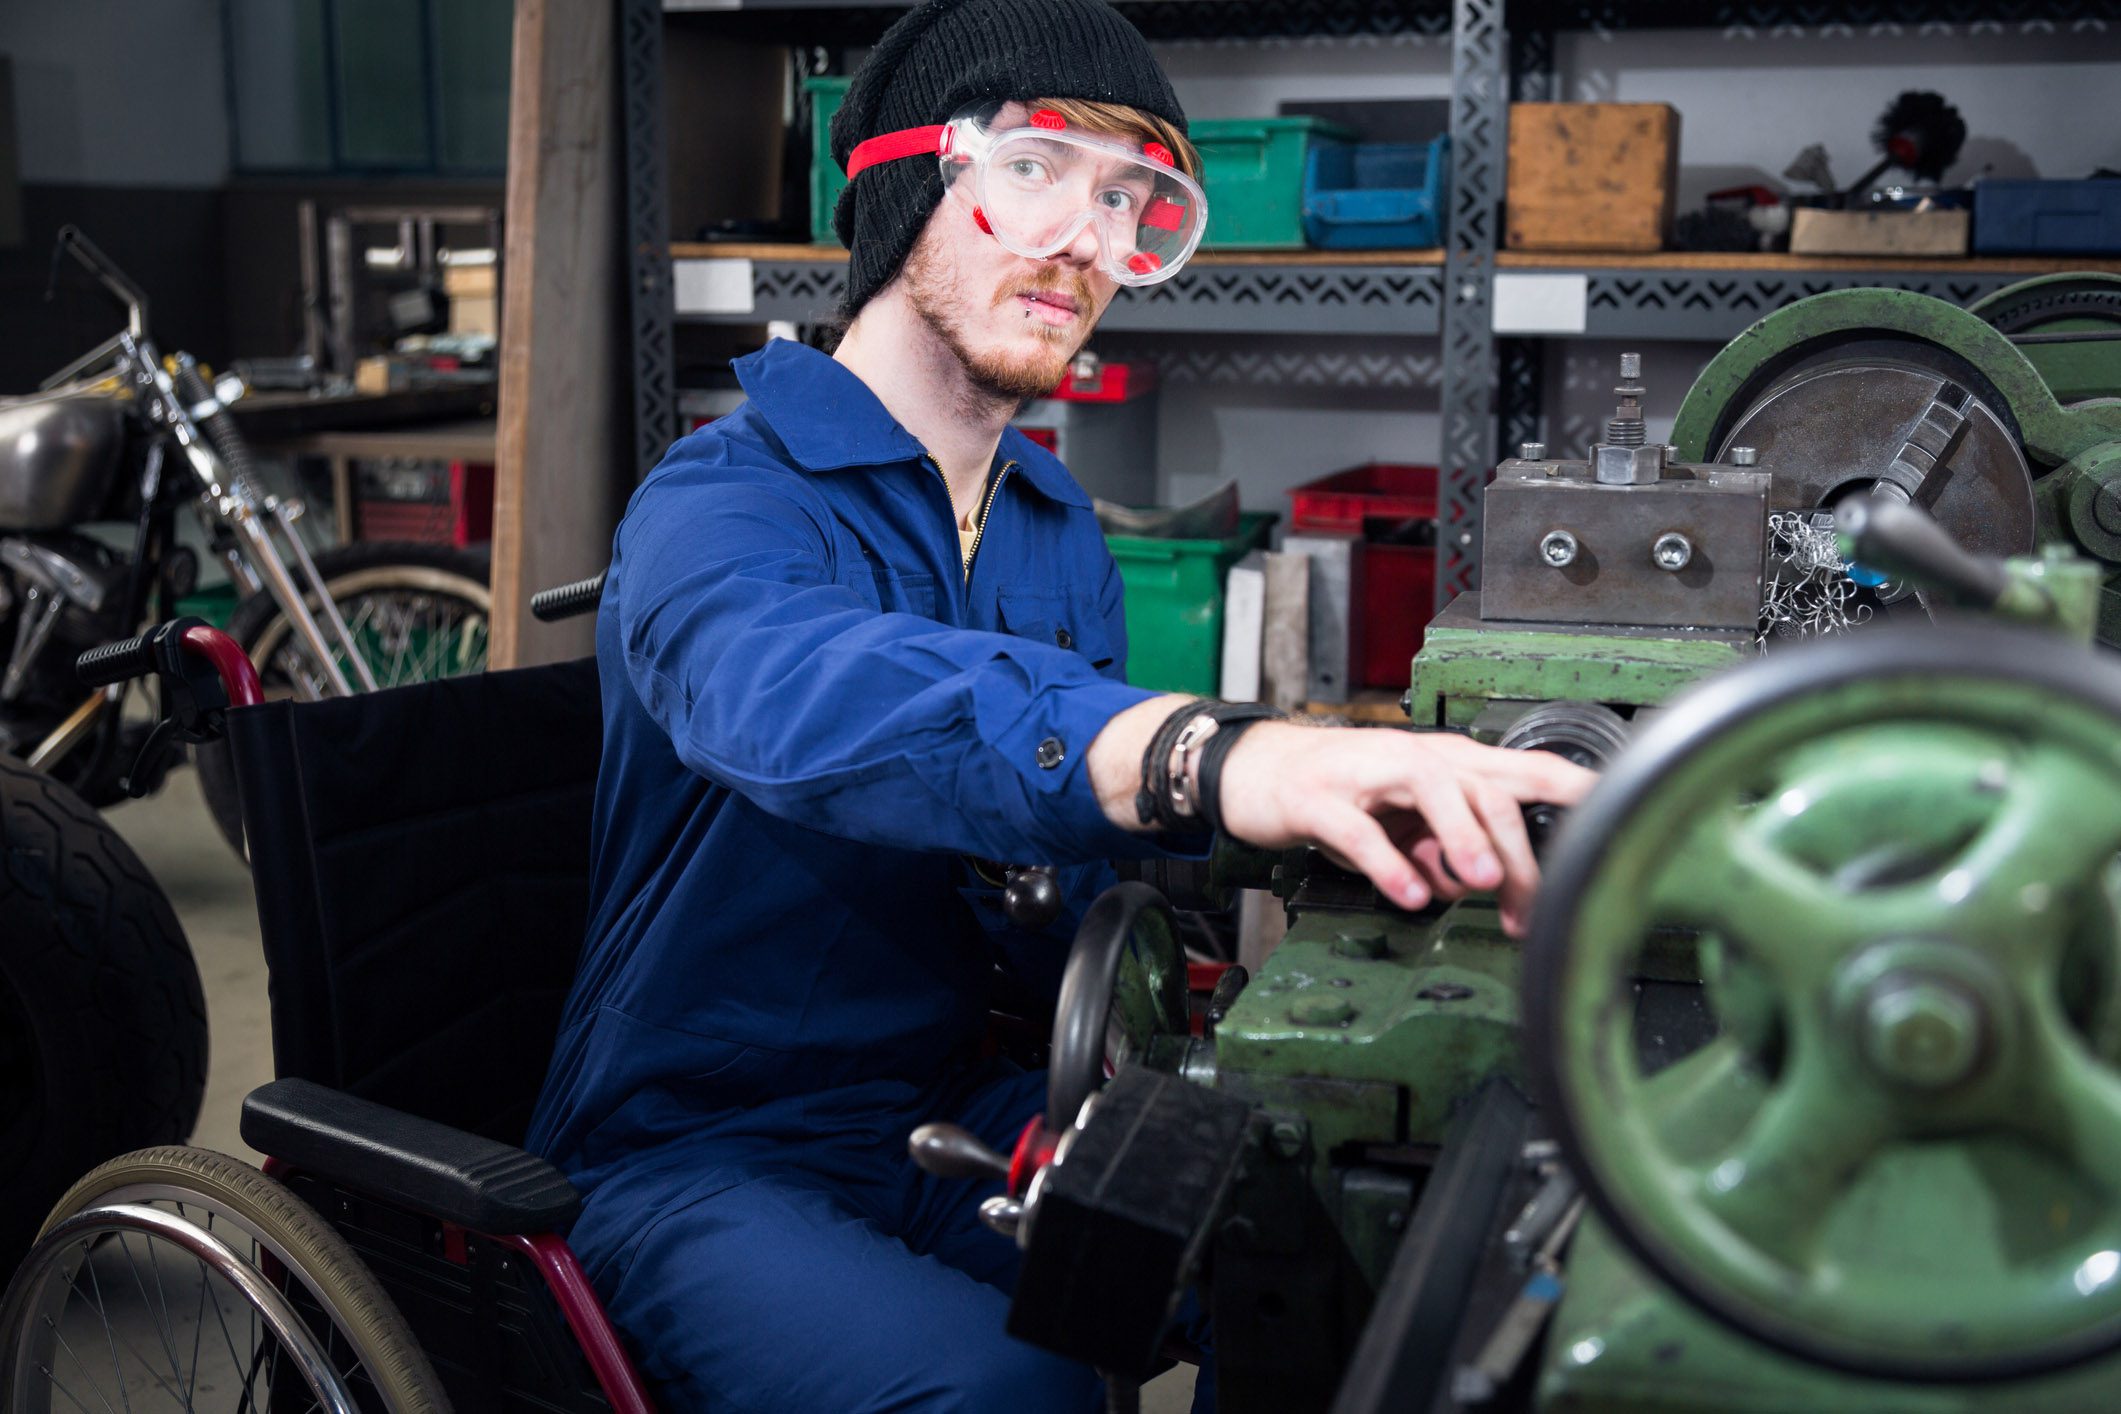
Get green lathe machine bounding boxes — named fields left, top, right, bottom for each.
left=910, top=275, right=2121, bottom=1412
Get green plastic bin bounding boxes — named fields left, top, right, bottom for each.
left=1191, top=117, right=1354, bottom=249
left=806, top=76, right=852, bottom=246
left=1108, top=512, right=1277, bottom=694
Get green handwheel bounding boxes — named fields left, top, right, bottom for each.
left=1526, top=621, right=2121, bottom=1383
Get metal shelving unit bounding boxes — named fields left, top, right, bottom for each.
left=625, top=0, right=2121, bottom=604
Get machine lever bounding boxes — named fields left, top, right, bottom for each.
left=1835, top=495, right=2011, bottom=608
left=978, top=1196, right=1024, bottom=1238
left=908, top=1123, right=1011, bottom=1183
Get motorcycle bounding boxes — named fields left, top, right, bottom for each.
left=1, top=226, right=491, bottom=854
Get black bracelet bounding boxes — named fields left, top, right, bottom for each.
left=1136, top=698, right=1208, bottom=831
left=1195, top=705, right=1287, bottom=837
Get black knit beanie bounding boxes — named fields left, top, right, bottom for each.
left=829, top=0, right=1186, bottom=320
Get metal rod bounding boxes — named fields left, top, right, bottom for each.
left=270, top=499, right=378, bottom=691
left=228, top=506, right=356, bottom=696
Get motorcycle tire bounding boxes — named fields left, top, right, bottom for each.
left=0, top=752, right=207, bottom=1276
left=194, top=540, right=492, bottom=861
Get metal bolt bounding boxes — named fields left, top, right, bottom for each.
left=1619, top=352, right=1642, bottom=380
left=1729, top=445, right=1760, bottom=467
left=1290, top=995, right=1356, bottom=1027
left=1519, top=441, right=1547, bottom=461
left=1268, top=1120, right=1307, bottom=1158
left=1333, top=928, right=1388, bottom=960
left=1651, top=533, right=1693, bottom=572
left=1863, top=979, right=1985, bottom=1090
left=1539, top=530, right=1579, bottom=568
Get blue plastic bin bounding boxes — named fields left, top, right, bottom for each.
left=1301, top=136, right=1451, bottom=250
left=1974, top=179, right=2121, bottom=255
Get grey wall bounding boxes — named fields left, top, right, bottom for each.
left=0, top=0, right=233, bottom=390
left=1125, top=24, right=2121, bottom=515
left=0, top=0, right=229, bottom=188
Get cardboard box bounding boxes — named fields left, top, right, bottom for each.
left=1507, top=103, right=1680, bottom=253
left=1789, top=207, right=1969, bottom=257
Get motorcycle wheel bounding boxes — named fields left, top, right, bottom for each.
left=0, top=753, right=207, bottom=1275
left=194, top=541, right=492, bottom=860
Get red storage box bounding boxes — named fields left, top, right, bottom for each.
left=1288, top=463, right=1439, bottom=692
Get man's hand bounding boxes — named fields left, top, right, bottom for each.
left=1210, top=722, right=1595, bottom=938
left=1088, top=700, right=1599, bottom=939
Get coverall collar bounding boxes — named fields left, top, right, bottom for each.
left=734, top=338, right=1092, bottom=509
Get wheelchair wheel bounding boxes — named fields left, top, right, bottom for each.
left=1, top=1146, right=450, bottom=1413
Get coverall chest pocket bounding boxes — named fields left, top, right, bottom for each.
left=996, top=587, right=1116, bottom=672
left=839, top=560, right=938, bottom=619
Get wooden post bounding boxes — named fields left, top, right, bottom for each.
left=492, top=0, right=629, bottom=669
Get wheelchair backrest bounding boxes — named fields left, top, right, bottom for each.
left=228, top=657, right=603, bottom=1146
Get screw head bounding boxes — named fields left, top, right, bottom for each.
left=1729, top=445, right=1760, bottom=467
left=1268, top=1120, right=1307, bottom=1157
left=1540, top=529, right=1579, bottom=568
left=1519, top=441, right=1547, bottom=461
left=1619, top=352, right=1643, bottom=380
left=1418, top=982, right=1475, bottom=1002
left=1652, top=532, right=1693, bottom=572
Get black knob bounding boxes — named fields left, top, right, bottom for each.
left=1004, top=866, right=1064, bottom=929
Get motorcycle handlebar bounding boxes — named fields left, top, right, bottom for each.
left=50, top=226, right=148, bottom=339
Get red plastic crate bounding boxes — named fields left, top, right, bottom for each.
left=1288, top=463, right=1440, bottom=692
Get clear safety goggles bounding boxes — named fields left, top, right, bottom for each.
left=845, top=102, right=1208, bottom=287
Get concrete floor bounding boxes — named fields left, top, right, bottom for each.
left=102, top=762, right=1201, bottom=1411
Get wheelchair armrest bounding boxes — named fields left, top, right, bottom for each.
left=241, top=1077, right=582, bottom=1234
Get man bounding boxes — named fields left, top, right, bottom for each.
left=527, top=2, right=1594, bottom=1408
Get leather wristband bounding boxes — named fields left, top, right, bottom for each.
left=1136, top=698, right=1209, bottom=831
left=1194, top=705, right=1286, bottom=836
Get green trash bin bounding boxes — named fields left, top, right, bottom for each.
left=1191, top=117, right=1354, bottom=249
left=1107, top=512, right=1276, bottom=694
left=806, top=76, right=852, bottom=246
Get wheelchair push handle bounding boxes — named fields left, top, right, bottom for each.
left=76, top=632, right=160, bottom=689
left=77, top=619, right=264, bottom=709
left=532, top=571, right=607, bottom=623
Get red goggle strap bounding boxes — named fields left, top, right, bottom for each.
left=844, top=124, right=950, bottom=181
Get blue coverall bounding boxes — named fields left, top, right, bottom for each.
left=526, top=337, right=1206, bottom=1412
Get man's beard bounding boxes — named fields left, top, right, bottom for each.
left=902, top=234, right=1097, bottom=407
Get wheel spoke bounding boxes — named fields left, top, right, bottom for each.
left=46, top=1302, right=122, bottom=1414
left=1688, top=1030, right=1880, bottom=1278
left=82, top=1243, right=134, bottom=1414
left=115, top=1234, right=185, bottom=1395
left=1650, top=820, right=1853, bottom=989
left=1950, top=751, right=2121, bottom=948
left=2019, top=1004, right=2121, bottom=1210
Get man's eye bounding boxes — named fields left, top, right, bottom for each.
left=1006, top=158, right=1051, bottom=182
left=1098, top=189, right=1139, bottom=212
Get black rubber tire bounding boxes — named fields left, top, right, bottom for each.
left=25, top=1145, right=452, bottom=1412
left=0, top=755, right=206, bottom=1277
left=195, top=541, right=491, bottom=861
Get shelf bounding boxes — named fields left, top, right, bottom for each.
left=670, top=245, right=1448, bottom=335
left=671, top=243, right=2119, bottom=343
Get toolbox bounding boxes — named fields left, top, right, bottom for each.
left=1974, top=178, right=2121, bottom=255
left=1288, top=463, right=1439, bottom=691
left=1108, top=512, right=1277, bottom=694
left=1301, top=136, right=1450, bottom=250
left=1190, top=116, right=1355, bottom=249
left=806, top=75, right=852, bottom=246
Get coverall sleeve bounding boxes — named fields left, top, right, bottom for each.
left=614, top=450, right=1165, bottom=866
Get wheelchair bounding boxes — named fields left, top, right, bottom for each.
left=0, top=607, right=651, bottom=1412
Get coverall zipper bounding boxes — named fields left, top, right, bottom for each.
left=925, top=457, right=1016, bottom=594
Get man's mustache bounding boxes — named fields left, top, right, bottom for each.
left=993, top=270, right=1098, bottom=315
